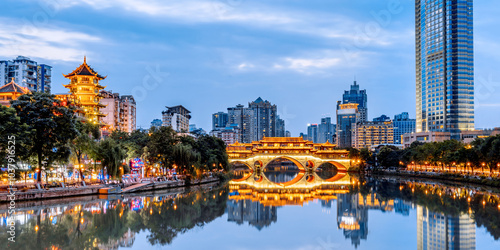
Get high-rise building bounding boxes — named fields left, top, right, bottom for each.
left=351, top=121, right=394, bottom=149
left=248, top=97, right=278, bottom=141
left=393, top=112, right=416, bottom=144
left=336, top=102, right=359, bottom=148
left=343, top=81, right=367, bottom=122
left=415, top=0, right=474, bottom=139
left=209, top=124, right=241, bottom=145
left=162, top=105, right=191, bottom=132
left=417, top=206, right=476, bottom=250
left=276, top=116, right=286, bottom=138
left=63, top=57, right=106, bottom=124
left=285, top=131, right=291, bottom=137
left=212, top=112, right=228, bottom=130
left=100, top=91, right=136, bottom=133
left=226, top=98, right=283, bottom=143
left=150, top=119, right=162, bottom=128
left=0, top=56, right=52, bottom=93
left=318, top=117, right=336, bottom=143
left=228, top=104, right=253, bottom=143
left=307, top=124, right=318, bottom=143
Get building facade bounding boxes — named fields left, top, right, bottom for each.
left=212, top=111, right=229, bottom=130
left=343, top=81, right=367, bottom=122
left=63, top=57, right=106, bottom=124
left=352, top=121, right=394, bottom=149
left=210, top=124, right=241, bottom=145
left=226, top=98, right=284, bottom=143
left=402, top=131, right=451, bottom=148
left=0, top=56, right=51, bottom=93
left=318, top=117, right=336, bottom=143
left=393, top=112, right=416, bottom=144
left=417, top=206, right=475, bottom=250
left=307, top=124, right=318, bottom=143
left=415, top=0, right=474, bottom=139
left=162, top=105, right=191, bottom=132
left=336, top=102, right=359, bottom=148
left=99, top=91, right=136, bottom=133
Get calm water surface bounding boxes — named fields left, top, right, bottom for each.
left=2, top=173, right=500, bottom=250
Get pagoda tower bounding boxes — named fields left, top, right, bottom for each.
left=63, top=57, right=106, bottom=124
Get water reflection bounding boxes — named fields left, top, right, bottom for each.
left=1, top=176, right=499, bottom=249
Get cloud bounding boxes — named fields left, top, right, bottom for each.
left=0, top=18, right=101, bottom=62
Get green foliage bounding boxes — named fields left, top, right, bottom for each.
left=10, top=92, right=79, bottom=181
left=0, top=105, right=30, bottom=167
left=95, top=138, right=127, bottom=178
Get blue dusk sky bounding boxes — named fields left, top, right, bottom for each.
left=1, top=0, right=499, bottom=135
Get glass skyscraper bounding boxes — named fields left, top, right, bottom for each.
left=415, top=0, right=474, bottom=139
left=343, top=81, right=367, bottom=122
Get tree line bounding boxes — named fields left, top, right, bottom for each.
left=0, top=92, right=229, bottom=182
left=351, top=135, right=500, bottom=172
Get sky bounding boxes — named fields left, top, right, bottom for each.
left=1, top=0, right=499, bottom=135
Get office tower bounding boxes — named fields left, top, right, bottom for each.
left=63, top=57, right=106, bottom=124
left=352, top=121, right=394, bottom=149
left=228, top=104, right=253, bottom=143
left=285, top=131, right=291, bottom=137
left=417, top=206, right=476, bottom=250
left=212, top=111, right=229, bottom=130
left=318, top=117, right=336, bottom=143
left=276, top=116, right=286, bottom=137
left=337, top=193, right=368, bottom=248
left=150, top=119, right=162, bottom=128
left=307, top=124, right=318, bottom=143
left=100, top=91, right=137, bottom=133
left=415, top=0, right=474, bottom=139
left=0, top=56, right=52, bottom=93
left=248, top=97, right=278, bottom=141
left=393, top=112, right=416, bottom=144
left=162, top=105, right=191, bottom=132
left=336, top=102, right=359, bottom=148
left=343, top=81, right=367, bottom=122
left=226, top=97, right=282, bottom=143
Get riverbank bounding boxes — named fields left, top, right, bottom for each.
left=0, top=176, right=221, bottom=202
left=370, top=169, right=500, bottom=188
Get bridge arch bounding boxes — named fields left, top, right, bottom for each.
left=262, top=156, right=305, bottom=172
left=230, top=161, right=253, bottom=182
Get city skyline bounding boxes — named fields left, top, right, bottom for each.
left=1, top=1, right=500, bottom=136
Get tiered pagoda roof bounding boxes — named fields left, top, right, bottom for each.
left=0, top=78, right=30, bottom=94
left=63, top=56, right=106, bottom=80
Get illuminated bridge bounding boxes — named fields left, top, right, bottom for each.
left=227, top=137, right=352, bottom=173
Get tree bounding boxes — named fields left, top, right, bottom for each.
left=377, top=146, right=401, bottom=168
left=11, top=93, right=79, bottom=182
left=172, top=144, right=200, bottom=176
left=0, top=105, right=30, bottom=169
left=95, top=138, right=126, bottom=178
left=145, top=126, right=178, bottom=171
left=70, top=121, right=100, bottom=182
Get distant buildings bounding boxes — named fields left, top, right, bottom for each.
left=343, top=81, right=367, bottom=122
left=211, top=97, right=285, bottom=143
left=393, top=112, right=416, bottom=145
left=336, top=102, right=359, bottom=148
left=0, top=56, right=51, bottom=93
left=212, top=111, right=228, bottom=130
left=402, top=131, right=451, bottom=148
left=150, top=119, right=162, bottom=128
left=0, top=78, right=30, bottom=107
left=62, top=57, right=106, bottom=125
left=415, top=0, right=474, bottom=139
left=460, top=128, right=500, bottom=144
left=100, top=90, right=136, bottom=133
left=162, top=105, right=191, bottom=132
left=307, top=124, right=318, bottom=143
left=209, top=124, right=240, bottom=145
left=352, top=121, right=394, bottom=149
left=417, top=206, right=475, bottom=250
left=226, top=199, right=277, bottom=230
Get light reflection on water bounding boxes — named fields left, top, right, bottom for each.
left=1, top=176, right=500, bottom=250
